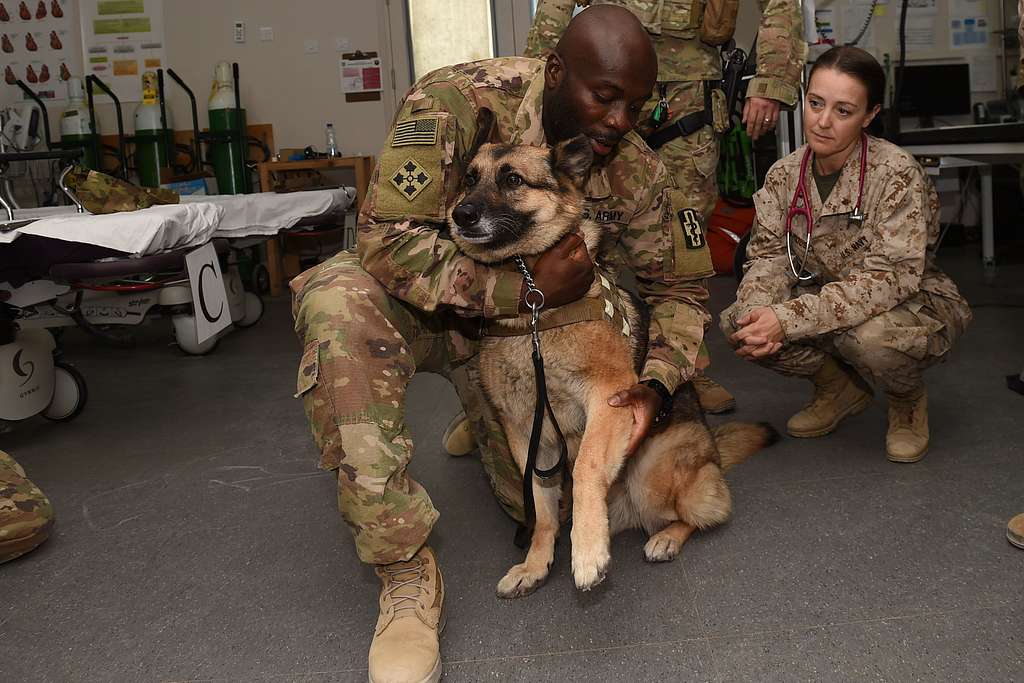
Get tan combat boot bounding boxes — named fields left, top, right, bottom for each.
left=1007, top=514, right=1024, bottom=550
left=885, top=389, right=929, bottom=463
left=368, top=545, right=445, bottom=683
left=441, top=411, right=475, bottom=456
left=787, top=356, right=873, bottom=438
left=692, top=374, right=737, bottom=414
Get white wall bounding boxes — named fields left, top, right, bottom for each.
left=6, top=0, right=394, bottom=158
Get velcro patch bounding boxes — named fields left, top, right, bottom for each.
left=392, top=117, right=438, bottom=146
left=668, top=190, right=714, bottom=279
left=388, top=158, right=433, bottom=201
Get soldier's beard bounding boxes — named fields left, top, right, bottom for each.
left=543, top=93, right=618, bottom=158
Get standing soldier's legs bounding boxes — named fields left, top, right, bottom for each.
left=291, top=250, right=453, bottom=683
left=641, top=80, right=734, bottom=413
left=832, top=293, right=970, bottom=462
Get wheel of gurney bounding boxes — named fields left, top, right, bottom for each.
left=235, top=293, right=264, bottom=329
left=42, top=363, right=88, bottom=422
left=172, top=314, right=220, bottom=356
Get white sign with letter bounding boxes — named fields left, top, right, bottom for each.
left=185, top=242, right=231, bottom=344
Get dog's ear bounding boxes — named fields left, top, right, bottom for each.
left=467, top=108, right=496, bottom=160
left=551, top=135, right=594, bottom=186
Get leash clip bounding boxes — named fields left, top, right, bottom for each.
left=514, top=256, right=545, bottom=354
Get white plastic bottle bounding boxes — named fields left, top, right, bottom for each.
left=325, top=122, right=339, bottom=157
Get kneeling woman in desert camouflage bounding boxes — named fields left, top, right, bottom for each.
left=721, top=46, right=971, bottom=463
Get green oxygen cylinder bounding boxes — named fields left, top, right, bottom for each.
left=59, top=77, right=99, bottom=169
left=207, top=61, right=248, bottom=194
left=133, top=71, right=173, bottom=188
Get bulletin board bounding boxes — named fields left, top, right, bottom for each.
left=809, top=0, right=1012, bottom=97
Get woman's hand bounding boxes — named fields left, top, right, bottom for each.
left=731, top=307, right=785, bottom=359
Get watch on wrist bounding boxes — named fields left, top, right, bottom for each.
left=639, top=379, right=673, bottom=424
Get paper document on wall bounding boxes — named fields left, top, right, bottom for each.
left=908, top=0, right=937, bottom=15
left=949, top=0, right=989, bottom=49
left=0, top=0, right=75, bottom=106
left=906, top=16, right=937, bottom=48
left=340, top=56, right=383, bottom=94
left=79, top=0, right=166, bottom=102
left=813, top=7, right=836, bottom=45
left=968, top=54, right=998, bottom=92
left=841, top=2, right=876, bottom=48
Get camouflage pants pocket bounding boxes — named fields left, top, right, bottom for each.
left=659, top=127, right=720, bottom=221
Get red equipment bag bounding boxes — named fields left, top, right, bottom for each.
left=706, top=198, right=755, bottom=275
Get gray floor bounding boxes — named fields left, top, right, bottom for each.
left=2, top=244, right=1022, bottom=682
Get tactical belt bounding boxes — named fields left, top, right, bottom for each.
left=644, top=80, right=718, bottom=151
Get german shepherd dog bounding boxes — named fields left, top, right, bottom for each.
left=448, top=135, right=776, bottom=597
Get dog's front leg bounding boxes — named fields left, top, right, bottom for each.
left=496, top=428, right=561, bottom=599
left=570, top=398, right=632, bottom=591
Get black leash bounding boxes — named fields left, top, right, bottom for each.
left=512, top=256, right=568, bottom=549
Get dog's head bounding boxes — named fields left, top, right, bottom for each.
left=448, top=136, right=594, bottom=264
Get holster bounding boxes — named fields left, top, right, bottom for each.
left=644, top=43, right=748, bottom=151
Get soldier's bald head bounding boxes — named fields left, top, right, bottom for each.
left=541, top=5, right=658, bottom=155
left=554, top=5, right=657, bottom=85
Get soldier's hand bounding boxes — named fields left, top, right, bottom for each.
left=731, top=307, right=784, bottom=359
left=743, top=97, right=781, bottom=140
left=520, top=232, right=594, bottom=312
left=607, top=383, right=662, bottom=456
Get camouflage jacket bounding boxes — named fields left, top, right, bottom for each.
left=737, top=136, right=969, bottom=341
left=357, top=57, right=714, bottom=393
left=65, top=167, right=178, bottom=214
left=524, top=0, right=806, bottom=106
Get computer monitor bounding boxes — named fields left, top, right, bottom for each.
left=894, top=63, right=972, bottom=124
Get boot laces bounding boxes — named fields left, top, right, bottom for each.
left=890, top=394, right=920, bottom=428
left=382, top=558, right=427, bottom=615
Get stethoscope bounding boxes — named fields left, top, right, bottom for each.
left=786, top=132, right=868, bottom=281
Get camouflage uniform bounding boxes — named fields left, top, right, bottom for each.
left=720, top=136, right=971, bottom=394
left=524, top=0, right=806, bottom=220
left=65, top=167, right=179, bottom=214
left=291, top=57, right=714, bottom=566
left=0, top=450, right=54, bottom=563
left=524, top=0, right=804, bottom=372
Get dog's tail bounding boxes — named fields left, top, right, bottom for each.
left=712, top=422, right=779, bottom=472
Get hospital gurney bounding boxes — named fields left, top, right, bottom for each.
left=0, top=182, right=355, bottom=427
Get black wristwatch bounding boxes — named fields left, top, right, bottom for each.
left=639, top=379, right=673, bottom=424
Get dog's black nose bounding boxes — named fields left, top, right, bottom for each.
left=452, top=203, right=480, bottom=228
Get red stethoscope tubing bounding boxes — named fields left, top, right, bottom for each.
left=785, top=132, right=868, bottom=280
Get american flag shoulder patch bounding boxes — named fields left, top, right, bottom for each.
left=391, top=117, right=439, bottom=147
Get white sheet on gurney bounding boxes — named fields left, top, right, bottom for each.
left=1, top=188, right=354, bottom=255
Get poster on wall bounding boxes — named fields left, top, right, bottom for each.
left=949, top=0, right=989, bottom=49
left=79, top=0, right=165, bottom=102
left=0, top=0, right=74, bottom=104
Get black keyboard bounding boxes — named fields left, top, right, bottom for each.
left=899, top=122, right=1024, bottom=146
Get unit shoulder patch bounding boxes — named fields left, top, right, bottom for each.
left=677, top=208, right=704, bottom=249
left=389, top=158, right=433, bottom=201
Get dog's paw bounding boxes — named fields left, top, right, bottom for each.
left=496, top=562, right=548, bottom=599
left=643, top=533, right=682, bottom=562
left=571, top=545, right=610, bottom=591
